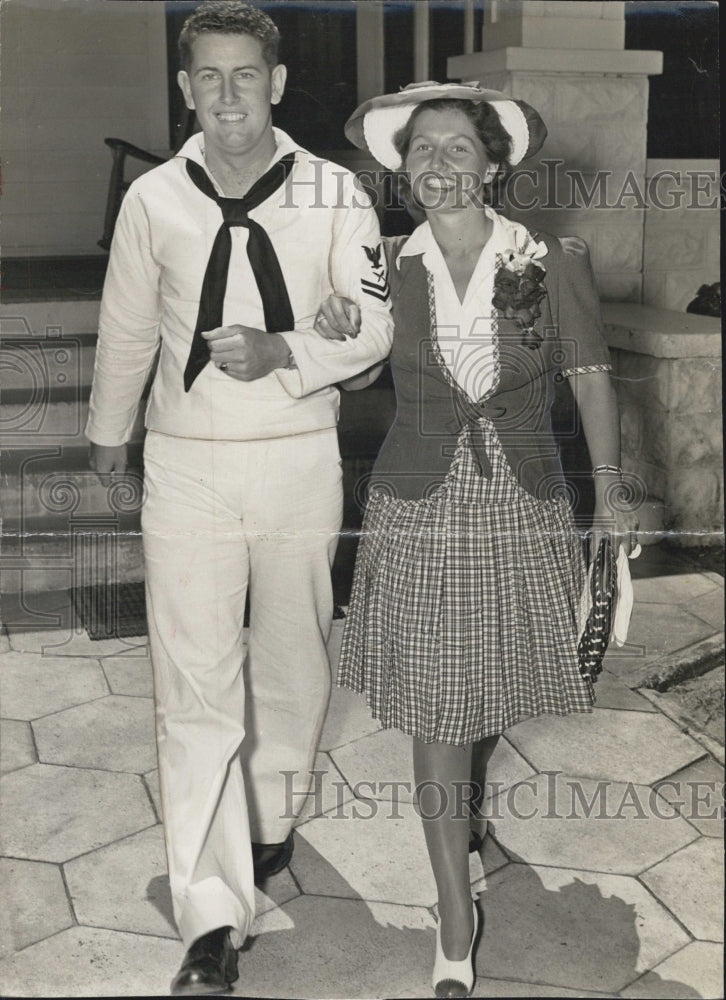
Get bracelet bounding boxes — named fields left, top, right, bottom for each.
left=592, top=464, right=622, bottom=476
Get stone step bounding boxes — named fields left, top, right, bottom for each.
left=1, top=300, right=140, bottom=597
left=0, top=318, right=149, bottom=448
left=1, top=398, right=147, bottom=450
left=1, top=308, right=101, bottom=447
left=1, top=255, right=107, bottom=305
left=1, top=332, right=97, bottom=399
left=3, top=503, right=142, bottom=539
left=1, top=299, right=101, bottom=337
left=1, top=445, right=145, bottom=522
left=1, top=531, right=145, bottom=595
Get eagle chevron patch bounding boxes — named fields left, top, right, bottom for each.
left=361, top=243, right=390, bottom=302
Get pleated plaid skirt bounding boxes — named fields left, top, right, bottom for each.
left=337, top=420, right=595, bottom=745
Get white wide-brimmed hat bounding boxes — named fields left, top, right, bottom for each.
left=345, top=81, right=547, bottom=170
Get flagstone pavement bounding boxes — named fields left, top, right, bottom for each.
left=1, top=548, right=723, bottom=998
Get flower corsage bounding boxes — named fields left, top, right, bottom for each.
left=492, top=230, right=548, bottom=349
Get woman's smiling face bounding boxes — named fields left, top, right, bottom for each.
left=404, top=107, right=495, bottom=212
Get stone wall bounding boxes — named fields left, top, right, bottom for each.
left=643, top=159, right=721, bottom=313
left=448, top=0, right=661, bottom=304
left=604, top=303, right=722, bottom=546
left=492, top=71, right=650, bottom=304
left=1, top=0, right=168, bottom=256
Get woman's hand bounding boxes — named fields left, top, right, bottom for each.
left=590, top=483, right=640, bottom=563
left=314, top=295, right=361, bottom=341
left=568, top=370, right=641, bottom=562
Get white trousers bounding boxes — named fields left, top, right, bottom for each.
left=141, top=428, right=342, bottom=948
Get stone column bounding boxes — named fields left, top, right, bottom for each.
left=356, top=1, right=384, bottom=102
left=413, top=0, right=430, bottom=82
left=448, top=1, right=663, bottom=303
left=463, top=0, right=476, bottom=55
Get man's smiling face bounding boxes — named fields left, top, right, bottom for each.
left=178, top=32, right=286, bottom=163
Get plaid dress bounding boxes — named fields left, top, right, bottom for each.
left=337, top=423, right=594, bottom=745
left=337, top=244, right=597, bottom=745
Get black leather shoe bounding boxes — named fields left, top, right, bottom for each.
left=252, top=831, right=294, bottom=885
left=170, top=926, right=238, bottom=996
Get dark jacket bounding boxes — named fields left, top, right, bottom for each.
left=369, top=230, right=612, bottom=501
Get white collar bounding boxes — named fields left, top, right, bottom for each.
left=395, top=208, right=547, bottom=269
left=175, top=127, right=304, bottom=175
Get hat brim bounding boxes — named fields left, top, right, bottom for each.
left=345, top=82, right=547, bottom=171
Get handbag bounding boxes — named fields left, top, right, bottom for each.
left=577, top=535, right=618, bottom=682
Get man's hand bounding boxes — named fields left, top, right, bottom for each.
left=89, top=443, right=127, bottom=484
left=203, top=325, right=290, bottom=381
left=314, top=295, right=362, bottom=341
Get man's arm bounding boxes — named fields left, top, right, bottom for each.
left=275, top=173, right=393, bottom=397
left=86, top=187, right=162, bottom=456
left=338, top=362, right=386, bottom=391
left=312, top=294, right=384, bottom=391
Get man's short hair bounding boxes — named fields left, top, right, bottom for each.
left=179, top=1, right=280, bottom=71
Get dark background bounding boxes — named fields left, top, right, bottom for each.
left=165, top=0, right=719, bottom=158
left=625, top=1, right=718, bottom=158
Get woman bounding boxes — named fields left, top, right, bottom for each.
left=315, top=83, right=639, bottom=998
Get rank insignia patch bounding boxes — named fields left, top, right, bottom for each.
left=361, top=243, right=390, bottom=302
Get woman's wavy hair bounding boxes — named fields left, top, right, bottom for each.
left=393, top=98, right=512, bottom=209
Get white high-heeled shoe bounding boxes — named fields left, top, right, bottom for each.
left=432, top=901, right=478, bottom=998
